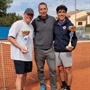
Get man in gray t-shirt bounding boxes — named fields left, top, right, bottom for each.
left=32, top=2, right=56, bottom=90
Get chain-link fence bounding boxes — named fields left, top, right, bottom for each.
left=0, top=41, right=90, bottom=90
left=0, top=41, right=50, bottom=90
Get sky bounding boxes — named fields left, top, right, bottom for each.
left=7, top=0, right=90, bottom=18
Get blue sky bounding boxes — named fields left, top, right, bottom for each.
left=7, top=0, right=90, bottom=18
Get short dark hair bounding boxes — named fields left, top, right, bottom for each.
left=56, top=5, right=67, bottom=13
left=38, top=2, right=47, bottom=8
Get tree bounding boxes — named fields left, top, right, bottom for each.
left=0, top=13, right=23, bottom=26
left=0, top=0, right=13, bottom=17
left=0, top=0, right=23, bottom=26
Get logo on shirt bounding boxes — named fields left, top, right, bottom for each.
left=63, top=26, right=66, bottom=30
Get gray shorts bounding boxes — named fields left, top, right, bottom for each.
left=55, top=52, right=72, bottom=67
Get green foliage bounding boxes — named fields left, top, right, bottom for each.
left=0, top=13, right=23, bottom=26
left=0, top=0, right=23, bottom=26
left=0, top=0, right=13, bottom=17
left=86, top=24, right=90, bottom=27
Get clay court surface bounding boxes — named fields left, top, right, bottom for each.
left=0, top=40, right=90, bottom=90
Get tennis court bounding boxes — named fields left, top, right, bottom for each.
left=0, top=40, right=90, bottom=90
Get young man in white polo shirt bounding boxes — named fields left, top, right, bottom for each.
left=8, top=8, right=34, bottom=90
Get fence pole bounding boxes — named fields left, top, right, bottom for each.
left=0, top=42, right=6, bottom=90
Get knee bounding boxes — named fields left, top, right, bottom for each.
left=17, top=74, right=24, bottom=80
left=50, top=66, right=56, bottom=74
left=65, top=67, right=72, bottom=74
left=58, top=66, right=64, bottom=72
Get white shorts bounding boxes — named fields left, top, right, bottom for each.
left=55, top=52, right=72, bottom=67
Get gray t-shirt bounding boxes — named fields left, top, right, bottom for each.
left=8, top=20, right=34, bottom=61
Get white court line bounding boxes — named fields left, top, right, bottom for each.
left=30, top=77, right=36, bottom=81
left=0, top=41, right=11, bottom=44
left=78, top=40, right=90, bottom=43
left=46, top=84, right=60, bottom=90
left=0, top=40, right=90, bottom=44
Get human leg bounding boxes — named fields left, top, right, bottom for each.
left=58, top=66, right=65, bottom=82
left=14, top=60, right=32, bottom=90
left=22, top=73, right=27, bottom=89
left=55, top=52, right=67, bottom=90
left=65, top=67, right=72, bottom=90
left=58, top=66, right=67, bottom=90
left=34, top=48, right=46, bottom=88
left=46, top=48, right=56, bottom=90
left=15, top=74, right=27, bottom=90
left=61, top=52, right=72, bottom=90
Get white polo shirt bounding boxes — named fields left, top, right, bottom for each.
left=8, top=20, right=34, bottom=61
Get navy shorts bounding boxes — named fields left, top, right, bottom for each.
left=14, top=60, right=32, bottom=74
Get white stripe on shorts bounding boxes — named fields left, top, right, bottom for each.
left=55, top=52, right=72, bottom=67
